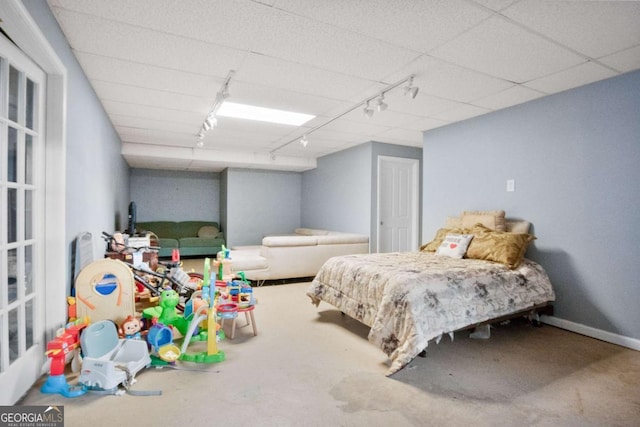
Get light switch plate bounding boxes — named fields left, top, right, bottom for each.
left=506, top=179, right=515, bottom=192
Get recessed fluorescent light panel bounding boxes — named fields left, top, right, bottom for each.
left=216, top=102, right=315, bottom=126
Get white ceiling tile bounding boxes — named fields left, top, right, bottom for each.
left=118, top=130, right=197, bottom=148
left=238, top=53, right=377, bottom=101
left=49, top=0, right=269, bottom=51
left=273, top=0, right=490, bottom=53
left=469, top=0, right=519, bottom=12
left=431, top=16, right=586, bottom=83
left=384, top=93, right=458, bottom=118
left=316, top=119, right=392, bottom=137
left=377, top=55, right=514, bottom=103
left=110, top=115, right=198, bottom=134
left=307, top=128, right=365, bottom=143
left=403, top=117, right=451, bottom=132
left=341, top=108, right=423, bottom=128
left=472, top=85, right=545, bottom=110
left=598, top=45, right=640, bottom=74
left=248, top=6, right=420, bottom=81
left=373, top=128, right=423, bottom=145
left=75, top=52, right=221, bottom=98
left=523, top=62, right=618, bottom=94
left=91, top=81, right=211, bottom=113
left=102, top=101, right=203, bottom=125
left=431, top=104, right=492, bottom=122
left=51, top=8, right=247, bottom=75
left=502, top=0, right=640, bottom=59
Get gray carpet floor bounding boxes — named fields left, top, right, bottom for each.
left=19, top=281, right=640, bottom=427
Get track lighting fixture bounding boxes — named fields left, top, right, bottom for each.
left=196, top=69, right=235, bottom=146
left=363, top=100, right=374, bottom=118
left=376, top=94, right=388, bottom=112
left=269, top=74, right=418, bottom=156
left=403, top=76, right=419, bottom=99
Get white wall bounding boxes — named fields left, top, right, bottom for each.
left=422, top=70, right=640, bottom=341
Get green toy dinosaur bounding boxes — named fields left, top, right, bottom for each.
left=142, top=288, right=189, bottom=336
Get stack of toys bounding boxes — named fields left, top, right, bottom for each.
left=43, top=256, right=256, bottom=398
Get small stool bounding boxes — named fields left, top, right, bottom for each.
left=228, top=305, right=257, bottom=340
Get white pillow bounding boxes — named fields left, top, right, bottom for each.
left=435, top=234, right=474, bottom=259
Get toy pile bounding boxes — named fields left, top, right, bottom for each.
left=41, top=252, right=256, bottom=398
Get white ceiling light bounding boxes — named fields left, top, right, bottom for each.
left=203, top=112, right=217, bottom=130
left=376, top=94, right=388, bottom=112
left=217, top=102, right=315, bottom=126
left=363, top=100, right=374, bottom=118
left=403, top=76, right=419, bottom=99
left=300, top=135, right=309, bottom=147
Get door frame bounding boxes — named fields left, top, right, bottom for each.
left=376, top=155, right=419, bottom=253
left=0, top=0, right=67, bottom=404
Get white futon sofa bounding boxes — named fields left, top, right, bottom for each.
left=229, top=228, right=369, bottom=283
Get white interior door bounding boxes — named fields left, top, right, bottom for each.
left=377, top=156, right=419, bottom=253
left=0, top=33, right=46, bottom=405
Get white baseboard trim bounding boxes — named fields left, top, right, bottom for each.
left=541, top=315, right=640, bottom=351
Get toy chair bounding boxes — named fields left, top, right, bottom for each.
left=78, top=320, right=151, bottom=391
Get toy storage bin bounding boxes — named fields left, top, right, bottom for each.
left=78, top=320, right=151, bottom=391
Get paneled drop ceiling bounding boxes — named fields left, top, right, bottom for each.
left=46, top=0, right=640, bottom=172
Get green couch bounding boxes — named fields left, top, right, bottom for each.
left=136, top=221, right=225, bottom=258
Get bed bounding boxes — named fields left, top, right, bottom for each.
left=306, top=213, right=556, bottom=375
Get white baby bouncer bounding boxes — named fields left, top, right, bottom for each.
left=78, top=320, right=151, bottom=393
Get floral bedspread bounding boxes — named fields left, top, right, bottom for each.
left=307, top=252, right=555, bottom=375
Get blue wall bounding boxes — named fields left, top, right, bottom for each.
left=302, top=142, right=422, bottom=251
left=224, top=168, right=302, bottom=247
left=130, top=168, right=220, bottom=222
left=422, top=70, right=640, bottom=340
left=302, top=143, right=372, bottom=235
left=24, top=0, right=130, bottom=287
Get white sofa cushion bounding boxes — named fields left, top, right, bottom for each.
left=262, top=235, right=318, bottom=247
left=231, top=252, right=269, bottom=271
left=316, top=234, right=369, bottom=245
left=295, top=228, right=329, bottom=236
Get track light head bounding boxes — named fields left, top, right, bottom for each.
left=300, top=135, right=309, bottom=147
left=204, top=113, right=217, bottom=130
left=403, top=76, right=419, bottom=99
left=221, top=84, right=230, bottom=100
left=376, top=94, right=387, bottom=112
left=363, top=100, right=374, bottom=118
